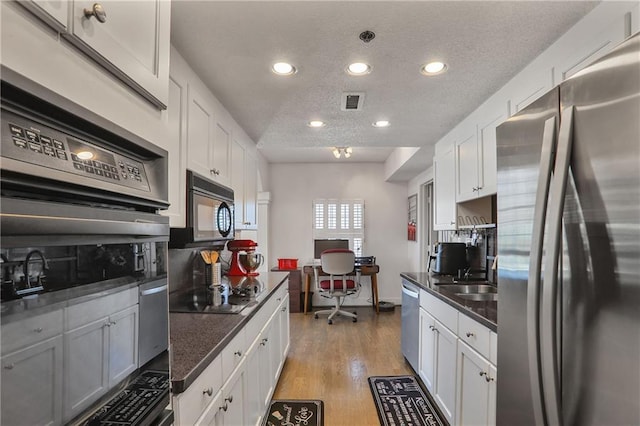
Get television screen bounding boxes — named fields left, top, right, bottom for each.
left=314, top=239, right=349, bottom=259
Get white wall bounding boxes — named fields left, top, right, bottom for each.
left=268, top=162, right=409, bottom=306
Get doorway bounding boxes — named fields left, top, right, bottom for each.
left=420, top=181, right=437, bottom=272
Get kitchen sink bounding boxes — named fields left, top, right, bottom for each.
left=455, top=293, right=498, bottom=302
left=436, top=284, right=497, bottom=294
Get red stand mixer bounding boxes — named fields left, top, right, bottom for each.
left=227, top=239, right=263, bottom=276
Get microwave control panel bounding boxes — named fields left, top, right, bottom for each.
left=1, top=110, right=150, bottom=192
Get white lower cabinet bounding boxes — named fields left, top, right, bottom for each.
left=419, top=290, right=497, bottom=426
left=1, top=335, right=64, bottom=426
left=173, top=285, right=290, bottom=426
left=456, top=341, right=497, bottom=426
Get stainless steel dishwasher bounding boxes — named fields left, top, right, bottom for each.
left=401, top=279, right=420, bottom=372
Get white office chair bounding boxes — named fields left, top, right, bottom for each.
left=313, top=249, right=360, bottom=324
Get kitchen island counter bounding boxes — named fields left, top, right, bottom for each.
left=169, top=273, right=288, bottom=394
left=401, top=272, right=497, bottom=331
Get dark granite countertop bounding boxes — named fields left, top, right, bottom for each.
left=0, top=274, right=166, bottom=324
left=169, top=273, right=288, bottom=394
left=400, top=272, right=497, bottom=332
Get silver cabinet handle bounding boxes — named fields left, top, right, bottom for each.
left=210, top=169, right=220, bottom=176
left=479, top=371, right=487, bottom=377
left=219, top=402, right=228, bottom=412
left=203, top=387, right=213, bottom=396
left=33, top=327, right=43, bottom=333
left=466, top=332, right=475, bottom=337
left=4, top=364, right=14, bottom=370
left=104, top=322, right=111, bottom=327
left=485, top=375, right=495, bottom=382
left=243, top=221, right=251, bottom=225
left=428, top=325, right=434, bottom=331
left=83, top=3, right=107, bottom=23
left=281, top=307, right=286, bottom=312
left=234, top=350, right=242, bottom=357
left=225, top=395, right=233, bottom=404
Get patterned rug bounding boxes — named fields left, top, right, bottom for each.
left=264, top=400, right=324, bottom=426
left=368, top=375, right=445, bottom=426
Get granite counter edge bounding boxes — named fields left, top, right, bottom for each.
left=400, top=272, right=497, bottom=332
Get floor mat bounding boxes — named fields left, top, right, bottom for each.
left=368, top=375, right=445, bottom=426
left=264, top=399, right=324, bottom=426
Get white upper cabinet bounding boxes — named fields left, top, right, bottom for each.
left=64, top=0, right=170, bottom=109
left=231, top=138, right=258, bottom=230
left=212, top=122, right=231, bottom=186
left=455, top=128, right=479, bottom=203
left=434, top=141, right=457, bottom=231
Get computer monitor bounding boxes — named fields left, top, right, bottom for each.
left=314, top=239, right=349, bottom=259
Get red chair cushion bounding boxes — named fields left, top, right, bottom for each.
left=320, top=279, right=356, bottom=290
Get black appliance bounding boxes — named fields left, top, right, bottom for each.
left=169, top=169, right=235, bottom=248
left=430, top=242, right=468, bottom=275
left=1, top=68, right=171, bottom=426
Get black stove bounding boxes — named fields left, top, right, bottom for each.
left=81, top=371, right=169, bottom=426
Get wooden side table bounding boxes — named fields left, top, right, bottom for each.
left=302, top=264, right=380, bottom=314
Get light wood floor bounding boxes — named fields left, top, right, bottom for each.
left=272, top=306, right=414, bottom=425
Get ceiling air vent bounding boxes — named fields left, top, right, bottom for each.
left=341, top=92, right=365, bottom=111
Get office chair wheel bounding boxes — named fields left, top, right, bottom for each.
left=328, top=319, right=333, bottom=325
left=314, top=314, right=318, bottom=319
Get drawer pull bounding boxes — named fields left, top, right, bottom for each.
left=281, top=307, right=287, bottom=312
left=276, top=297, right=282, bottom=302
left=428, top=325, right=435, bottom=331
left=485, top=375, right=495, bottom=382
left=225, top=395, right=233, bottom=404
left=479, top=371, right=487, bottom=377
left=234, top=350, right=242, bottom=357
left=203, top=387, right=213, bottom=396
left=260, top=338, right=268, bottom=346
left=4, top=364, right=14, bottom=370
left=466, top=332, right=475, bottom=337
left=219, top=402, right=228, bottom=412
left=33, top=327, right=44, bottom=333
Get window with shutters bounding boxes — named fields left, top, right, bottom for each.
left=313, top=199, right=365, bottom=256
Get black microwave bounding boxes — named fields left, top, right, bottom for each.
left=170, top=170, right=234, bottom=247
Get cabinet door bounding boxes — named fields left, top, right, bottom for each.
left=19, top=0, right=69, bottom=31
left=221, top=362, right=246, bottom=426
left=244, top=150, right=258, bottom=228
left=212, top=122, right=231, bottom=185
left=64, top=317, right=110, bottom=422
left=187, top=91, right=214, bottom=178
left=231, top=139, right=246, bottom=227
left=108, top=305, right=138, bottom=385
left=259, top=318, right=276, bottom=409
left=433, top=145, right=457, bottom=230
left=477, top=111, right=506, bottom=198
left=457, top=340, right=494, bottom=426
left=455, top=130, right=479, bottom=202
left=1, top=335, right=63, bottom=426
left=67, top=0, right=170, bottom=108
left=244, top=339, right=264, bottom=426
left=434, top=321, right=457, bottom=425
left=165, top=72, right=188, bottom=227
left=279, top=295, right=290, bottom=363
left=418, top=308, right=436, bottom=393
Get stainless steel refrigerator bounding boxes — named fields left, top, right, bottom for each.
left=496, top=33, right=639, bottom=425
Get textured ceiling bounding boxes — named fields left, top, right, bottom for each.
left=170, top=0, right=598, bottom=176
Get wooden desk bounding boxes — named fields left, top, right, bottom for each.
left=302, top=264, right=380, bottom=314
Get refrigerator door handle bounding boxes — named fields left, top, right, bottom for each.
left=526, top=115, right=558, bottom=426
left=542, top=106, right=575, bottom=426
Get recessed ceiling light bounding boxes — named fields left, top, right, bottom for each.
left=272, top=62, right=296, bottom=75
left=347, top=62, right=371, bottom=76
left=421, top=61, right=447, bottom=75
left=373, top=120, right=390, bottom=128
left=308, top=120, right=325, bottom=128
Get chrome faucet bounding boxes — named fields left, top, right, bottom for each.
left=23, top=250, right=49, bottom=289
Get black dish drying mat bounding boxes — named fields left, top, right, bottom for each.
left=368, top=375, right=445, bottom=426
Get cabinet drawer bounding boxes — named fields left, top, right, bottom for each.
left=66, top=287, right=138, bottom=330
left=1, top=309, right=63, bottom=355
left=173, top=354, right=223, bottom=426
left=221, top=329, right=246, bottom=384
left=458, top=314, right=491, bottom=359
left=420, top=291, right=458, bottom=333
